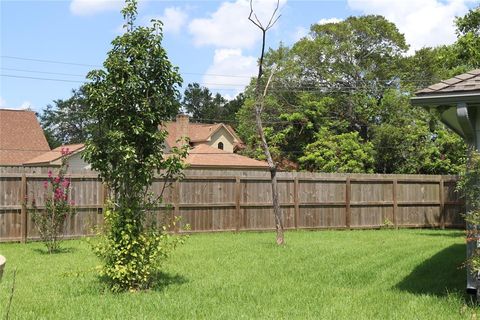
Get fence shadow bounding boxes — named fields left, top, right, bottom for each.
left=395, top=244, right=466, bottom=297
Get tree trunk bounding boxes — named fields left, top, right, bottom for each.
left=254, top=107, right=284, bottom=245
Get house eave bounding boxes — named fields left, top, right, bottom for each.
left=411, top=92, right=480, bottom=107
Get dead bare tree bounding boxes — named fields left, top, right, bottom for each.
left=248, top=0, right=284, bottom=245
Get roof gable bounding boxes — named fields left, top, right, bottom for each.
left=162, top=118, right=242, bottom=148
left=0, top=109, right=51, bottom=165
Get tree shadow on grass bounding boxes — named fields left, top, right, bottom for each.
left=413, top=231, right=465, bottom=238
left=395, top=244, right=467, bottom=298
left=150, top=271, right=188, bottom=291
left=32, top=247, right=78, bottom=255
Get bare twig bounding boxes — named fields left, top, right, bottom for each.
left=5, top=268, right=17, bottom=320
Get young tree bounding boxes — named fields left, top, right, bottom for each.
left=83, top=0, right=186, bottom=291
left=248, top=0, right=285, bottom=245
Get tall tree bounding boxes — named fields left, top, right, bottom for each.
left=248, top=0, right=284, bottom=245
left=83, top=0, right=186, bottom=291
left=454, top=6, right=480, bottom=69
left=181, top=82, right=225, bottom=122
left=40, top=87, right=90, bottom=148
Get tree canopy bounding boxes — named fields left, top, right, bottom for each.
left=235, top=14, right=469, bottom=174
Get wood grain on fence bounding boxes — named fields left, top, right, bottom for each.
left=0, top=167, right=465, bottom=242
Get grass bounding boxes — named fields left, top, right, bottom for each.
left=0, top=229, right=478, bottom=319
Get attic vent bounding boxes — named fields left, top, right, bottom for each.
left=218, top=142, right=224, bottom=150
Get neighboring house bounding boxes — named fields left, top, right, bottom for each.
left=24, top=114, right=267, bottom=170
left=0, top=109, right=51, bottom=165
left=23, top=144, right=89, bottom=171
left=163, top=114, right=243, bottom=153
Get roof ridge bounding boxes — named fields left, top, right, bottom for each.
left=0, top=108, right=35, bottom=112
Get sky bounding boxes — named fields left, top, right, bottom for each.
left=0, top=0, right=478, bottom=113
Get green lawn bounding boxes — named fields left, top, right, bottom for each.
left=0, top=229, right=477, bottom=319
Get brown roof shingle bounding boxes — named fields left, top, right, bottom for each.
left=24, top=144, right=85, bottom=165
left=416, top=69, right=480, bottom=96
left=0, top=109, right=50, bottom=165
left=185, top=144, right=268, bottom=168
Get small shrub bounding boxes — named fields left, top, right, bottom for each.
left=91, top=203, right=187, bottom=292
left=30, top=148, right=75, bottom=253
left=457, top=150, right=480, bottom=273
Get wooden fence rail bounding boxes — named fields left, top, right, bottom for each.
left=0, top=167, right=465, bottom=242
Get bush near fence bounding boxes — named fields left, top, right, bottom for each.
left=0, top=166, right=465, bottom=242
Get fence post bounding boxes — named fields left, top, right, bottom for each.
left=20, top=172, right=27, bottom=243
left=439, top=177, right=445, bottom=229
left=392, top=179, right=398, bottom=229
left=235, top=177, right=241, bottom=232
left=345, top=177, right=351, bottom=229
left=294, top=177, right=299, bottom=230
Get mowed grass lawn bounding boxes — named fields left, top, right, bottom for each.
left=0, top=229, right=478, bottom=319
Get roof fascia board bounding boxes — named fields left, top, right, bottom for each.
left=411, top=92, right=480, bottom=106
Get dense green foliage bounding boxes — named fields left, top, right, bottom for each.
left=83, top=0, right=186, bottom=291
left=457, top=151, right=480, bottom=274
left=235, top=14, right=471, bottom=174
left=180, top=82, right=244, bottom=126
left=39, top=87, right=90, bottom=148
left=0, top=230, right=475, bottom=319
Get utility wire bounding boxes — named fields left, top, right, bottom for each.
left=1, top=55, right=439, bottom=82
left=1, top=74, right=85, bottom=83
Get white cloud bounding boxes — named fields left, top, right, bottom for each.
left=202, top=49, right=257, bottom=95
left=318, top=17, right=342, bottom=25
left=0, top=97, right=6, bottom=108
left=70, top=0, right=123, bottom=16
left=292, top=26, right=309, bottom=42
left=189, top=0, right=286, bottom=49
left=145, top=7, right=188, bottom=34
left=20, top=101, right=32, bottom=109
left=347, top=0, right=472, bottom=53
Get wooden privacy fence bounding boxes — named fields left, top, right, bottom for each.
left=0, top=167, right=465, bottom=242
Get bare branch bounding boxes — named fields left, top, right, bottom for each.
left=248, top=0, right=281, bottom=31
left=265, top=0, right=281, bottom=30
left=248, top=1, right=263, bottom=29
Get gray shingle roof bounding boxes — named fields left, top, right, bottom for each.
left=415, top=69, right=480, bottom=95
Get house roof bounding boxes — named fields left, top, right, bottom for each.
left=411, top=69, right=480, bottom=106
left=415, top=69, right=480, bottom=95
left=24, top=144, right=85, bottom=165
left=0, top=109, right=51, bottom=165
left=185, top=144, right=268, bottom=168
left=163, top=121, right=241, bottom=148
left=24, top=143, right=267, bottom=169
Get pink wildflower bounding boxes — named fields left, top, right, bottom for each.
left=70, top=200, right=75, bottom=206
left=54, top=176, right=61, bottom=184
left=43, top=181, right=49, bottom=189
left=61, top=178, right=70, bottom=189
left=61, top=147, right=71, bottom=156
left=48, top=170, right=52, bottom=178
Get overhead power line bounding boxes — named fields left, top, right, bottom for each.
left=1, top=54, right=439, bottom=83
left=1, top=67, right=87, bottom=77
left=1, top=74, right=85, bottom=84
left=1, top=55, right=102, bottom=68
